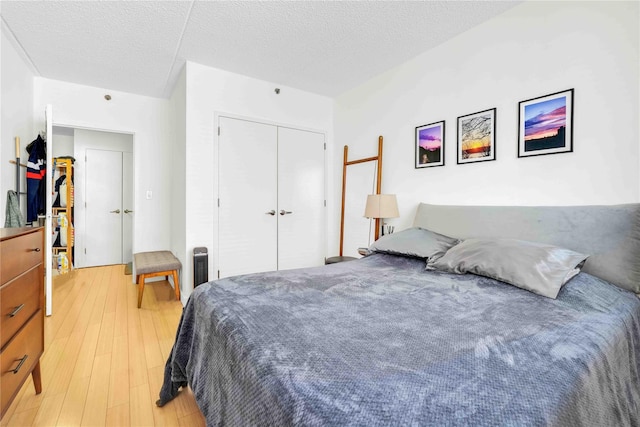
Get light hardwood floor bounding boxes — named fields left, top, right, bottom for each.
left=1, top=265, right=206, bottom=426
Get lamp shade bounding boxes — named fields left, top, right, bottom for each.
left=364, top=194, right=399, bottom=219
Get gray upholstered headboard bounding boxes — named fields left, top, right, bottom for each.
left=413, top=203, right=640, bottom=294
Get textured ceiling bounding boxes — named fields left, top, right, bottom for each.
left=1, top=1, right=521, bottom=99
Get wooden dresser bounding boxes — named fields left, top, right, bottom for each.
left=0, top=227, right=44, bottom=419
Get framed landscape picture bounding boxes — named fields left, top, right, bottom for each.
left=518, top=89, right=574, bottom=158
left=457, top=108, right=496, bottom=164
left=415, top=120, right=445, bottom=168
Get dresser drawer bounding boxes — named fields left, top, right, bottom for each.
left=0, top=230, right=43, bottom=285
left=0, top=266, right=42, bottom=349
left=0, top=311, right=43, bottom=415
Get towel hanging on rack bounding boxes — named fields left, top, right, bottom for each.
left=5, top=190, right=25, bottom=228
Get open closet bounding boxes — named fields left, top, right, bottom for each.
left=51, top=157, right=74, bottom=273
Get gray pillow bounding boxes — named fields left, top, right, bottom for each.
left=368, top=227, right=460, bottom=260
left=426, top=238, right=589, bottom=299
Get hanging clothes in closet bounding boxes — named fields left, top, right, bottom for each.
left=26, top=134, right=46, bottom=223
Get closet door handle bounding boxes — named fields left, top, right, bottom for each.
left=279, top=210, right=293, bottom=216
left=124, top=209, right=133, bottom=214
left=110, top=209, right=121, bottom=214
left=265, top=210, right=276, bottom=216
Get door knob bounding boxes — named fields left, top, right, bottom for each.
left=124, top=209, right=133, bottom=214
left=265, top=210, right=276, bottom=216
left=110, top=209, right=121, bottom=214
left=279, top=210, right=293, bottom=215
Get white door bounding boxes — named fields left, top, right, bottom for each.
left=45, top=105, right=53, bottom=316
left=85, top=149, right=123, bottom=266
left=122, top=152, right=134, bottom=264
left=218, top=117, right=326, bottom=278
left=218, top=117, right=278, bottom=278
left=277, top=127, right=325, bottom=270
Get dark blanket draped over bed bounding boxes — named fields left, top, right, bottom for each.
left=159, top=254, right=640, bottom=426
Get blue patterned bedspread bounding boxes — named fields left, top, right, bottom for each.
left=159, top=253, right=640, bottom=426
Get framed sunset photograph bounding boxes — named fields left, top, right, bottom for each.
left=415, top=120, right=445, bottom=168
left=518, top=89, right=574, bottom=158
left=457, top=108, right=496, bottom=164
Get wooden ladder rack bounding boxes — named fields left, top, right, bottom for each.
left=339, top=136, right=383, bottom=256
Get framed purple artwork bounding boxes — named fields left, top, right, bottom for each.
left=415, top=120, right=445, bottom=168
left=518, top=89, right=574, bottom=158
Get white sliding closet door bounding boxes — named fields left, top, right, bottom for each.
left=218, top=117, right=326, bottom=278
left=277, top=127, right=325, bottom=270
left=218, top=117, right=278, bottom=278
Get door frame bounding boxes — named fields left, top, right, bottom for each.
left=51, top=122, right=135, bottom=269
left=213, top=112, right=328, bottom=279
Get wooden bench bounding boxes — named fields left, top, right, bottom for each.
left=134, top=251, right=182, bottom=308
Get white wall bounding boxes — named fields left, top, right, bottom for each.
left=33, top=78, right=174, bottom=262
left=334, top=1, right=639, bottom=257
left=181, top=61, right=333, bottom=302
left=51, top=126, right=74, bottom=157
left=1, top=22, right=35, bottom=225
left=169, top=66, right=187, bottom=291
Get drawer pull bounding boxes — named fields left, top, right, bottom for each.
left=8, top=304, right=25, bottom=317
left=30, top=248, right=41, bottom=252
left=10, top=355, right=28, bottom=374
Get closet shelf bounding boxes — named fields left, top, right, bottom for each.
left=52, top=157, right=74, bottom=274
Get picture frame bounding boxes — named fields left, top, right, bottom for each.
left=518, top=89, right=574, bottom=158
left=457, top=108, right=496, bottom=164
left=415, top=120, right=445, bottom=168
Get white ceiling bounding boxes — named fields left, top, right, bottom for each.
left=1, top=1, right=521, bottom=99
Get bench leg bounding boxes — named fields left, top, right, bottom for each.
left=137, top=274, right=146, bottom=308
left=172, top=270, right=180, bottom=301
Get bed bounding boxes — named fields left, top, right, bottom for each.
left=159, top=203, right=640, bottom=426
